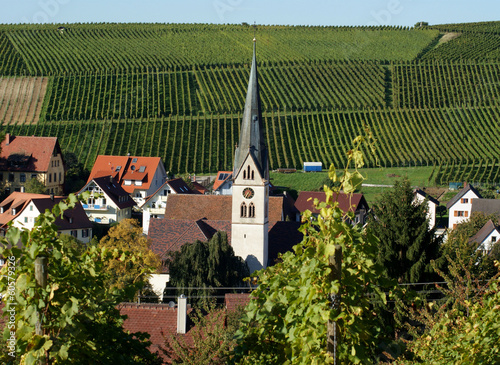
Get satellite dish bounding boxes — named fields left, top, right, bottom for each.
left=168, top=301, right=175, bottom=308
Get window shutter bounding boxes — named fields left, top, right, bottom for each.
left=465, top=211, right=469, bottom=217
left=454, top=211, right=458, bottom=217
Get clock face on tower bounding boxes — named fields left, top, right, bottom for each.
left=242, top=187, right=255, bottom=199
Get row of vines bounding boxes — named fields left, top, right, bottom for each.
left=2, top=106, right=500, bottom=174
left=1, top=25, right=440, bottom=74
left=0, top=60, right=494, bottom=123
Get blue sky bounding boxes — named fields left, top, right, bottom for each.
left=2, top=0, right=499, bottom=26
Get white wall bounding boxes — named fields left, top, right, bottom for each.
left=448, top=190, right=480, bottom=229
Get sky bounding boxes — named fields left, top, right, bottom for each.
left=1, top=0, right=499, bottom=27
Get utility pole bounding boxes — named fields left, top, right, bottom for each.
left=327, top=245, right=342, bottom=363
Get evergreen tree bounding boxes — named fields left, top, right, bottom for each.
left=366, top=178, right=442, bottom=283
left=165, top=232, right=249, bottom=304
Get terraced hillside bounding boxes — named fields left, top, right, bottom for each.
left=0, top=22, right=500, bottom=185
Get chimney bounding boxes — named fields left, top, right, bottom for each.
left=177, top=295, right=187, bottom=334
left=50, top=192, right=54, bottom=201
left=5, top=133, right=10, bottom=145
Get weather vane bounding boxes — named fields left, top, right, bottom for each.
left=253, top=21, right=257, bottom=40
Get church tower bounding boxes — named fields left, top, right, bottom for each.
left=231, top=39, right=269, bottom=273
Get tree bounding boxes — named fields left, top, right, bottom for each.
left=396, top=257, right=500, bottom=364
left=0, top=195, right=162, bottom=365
left=366, top=178, right=442, bottom=284
left=24, top=177, right=47, bottom=194
left=98, top=218, right=161, bottom=295
left=442, top=211, right=500, bottom=279
left=64, top=152, right=89, bottom=194
left=233, top=134, right=394, bottom=364
left=163, top=300, right=242, bottom=364
left=166, top=231, right=249, bottom=304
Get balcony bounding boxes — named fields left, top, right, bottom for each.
left=82, top=204, right=108, bottom=210
left=149, top=207, right=166, bottom=215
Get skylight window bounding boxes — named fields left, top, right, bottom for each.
left=132, top=158, right=138, bottom=163
left=116, top=166, right=122, bottom=172
left=139, top=166, right=146, bottom=173
left=219, top=173, right=229, bottom=180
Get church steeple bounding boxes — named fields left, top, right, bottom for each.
left=231, top=38, right=269, bottom=273
left=233, top=39, right=268, bottom=180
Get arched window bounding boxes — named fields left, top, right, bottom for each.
left=243, top=169, right=247, bottom=179
left=249, top=202, right=255, bottom=218
left=240, top=202, right=247, bottom=217
left=251, top=170, right=254, bottom=180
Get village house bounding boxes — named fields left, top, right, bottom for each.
left=0, top=134, right=66, bottom=195
left=141, top=178, right=197, bottom=234
left=446, top=183, right=482, bottom=229
left=469, top=219, right=500, bottom=253
left=87, top=155, right=167, bottom=206
left=414, top=189, right=440, bottom=229
left=294, top=191, right=369, bottom=225
left=212, top=171, right=233, bottom=195
left=78, top=176, right=136, bottom=224
left=0, top=192, right=92, bottom=243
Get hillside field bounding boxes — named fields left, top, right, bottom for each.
left=1, top=21, right=500, bottom=186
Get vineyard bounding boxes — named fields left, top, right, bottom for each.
left=1, top=21, right=500, bottom=185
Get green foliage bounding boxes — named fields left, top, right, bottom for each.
left=163, top=300, right=241, bottom=364
left=442, top=211, right=500, bottom=279
left=23, top=177, right=47, bottom=194
left=64, top=152, right=89, bottom=194
left=98, top=218, right=161, bottom=295
left=233, top=134, right=393, bottom=364
left=166, top=232, right=249, bottom=305
left=366, top=178, right=442, bottom=283
left=396, top=256, right=500, bottom=364
left=0, top=194, right=161, bottom=364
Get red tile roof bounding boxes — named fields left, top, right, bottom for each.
left=294, top=191, right=369, bottom=215
left=88, top=155, right=164, bottom=194
left=164, top=195, right=285, bottom=221
left=149, top=218, right=302, bottom=267
left=0, top=192, right=91, bottom=230
left=213, top=171, right=233, bottom=191
left=225, top=293, right=251, bottom=312
left=0, top=134, right=62, bottom=172
left=119, top=302, right=194, bottom=363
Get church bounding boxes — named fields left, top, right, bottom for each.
left=148, top=39, right=303, bottom=273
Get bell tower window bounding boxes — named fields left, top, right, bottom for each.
left=249, top=202, right=255, bottom=218
left=243, top=165, right=254, bottom=180
left=240, top=202, right=247, bottom=218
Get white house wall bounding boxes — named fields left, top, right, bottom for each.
left=414, top=194, right=437, bottom=229
left=448, top=190, right=480, bottom=229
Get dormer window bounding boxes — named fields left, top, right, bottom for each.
left=69, top=217, right=73, bottom=224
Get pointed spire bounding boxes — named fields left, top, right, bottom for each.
left=233, top=39, right=268, bottom=178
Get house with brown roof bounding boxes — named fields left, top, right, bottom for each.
left=87, top=155, right=167, bottom=206
left=213, top=171, right=233, bottom=195
left=469, top=219, right=500, bottom=253
left=119, top=293, right=251, bottom=363
left=77, top=176, right=136, bottom=224
left=141, top=178, right=198, bottom=234
left=294, top=191, right=369, bottom=225
left=0, top=134, right=66, bottom=195
left=446, top=183, right=482, bottom=229
left=0, top=192, right=92, bottom=243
